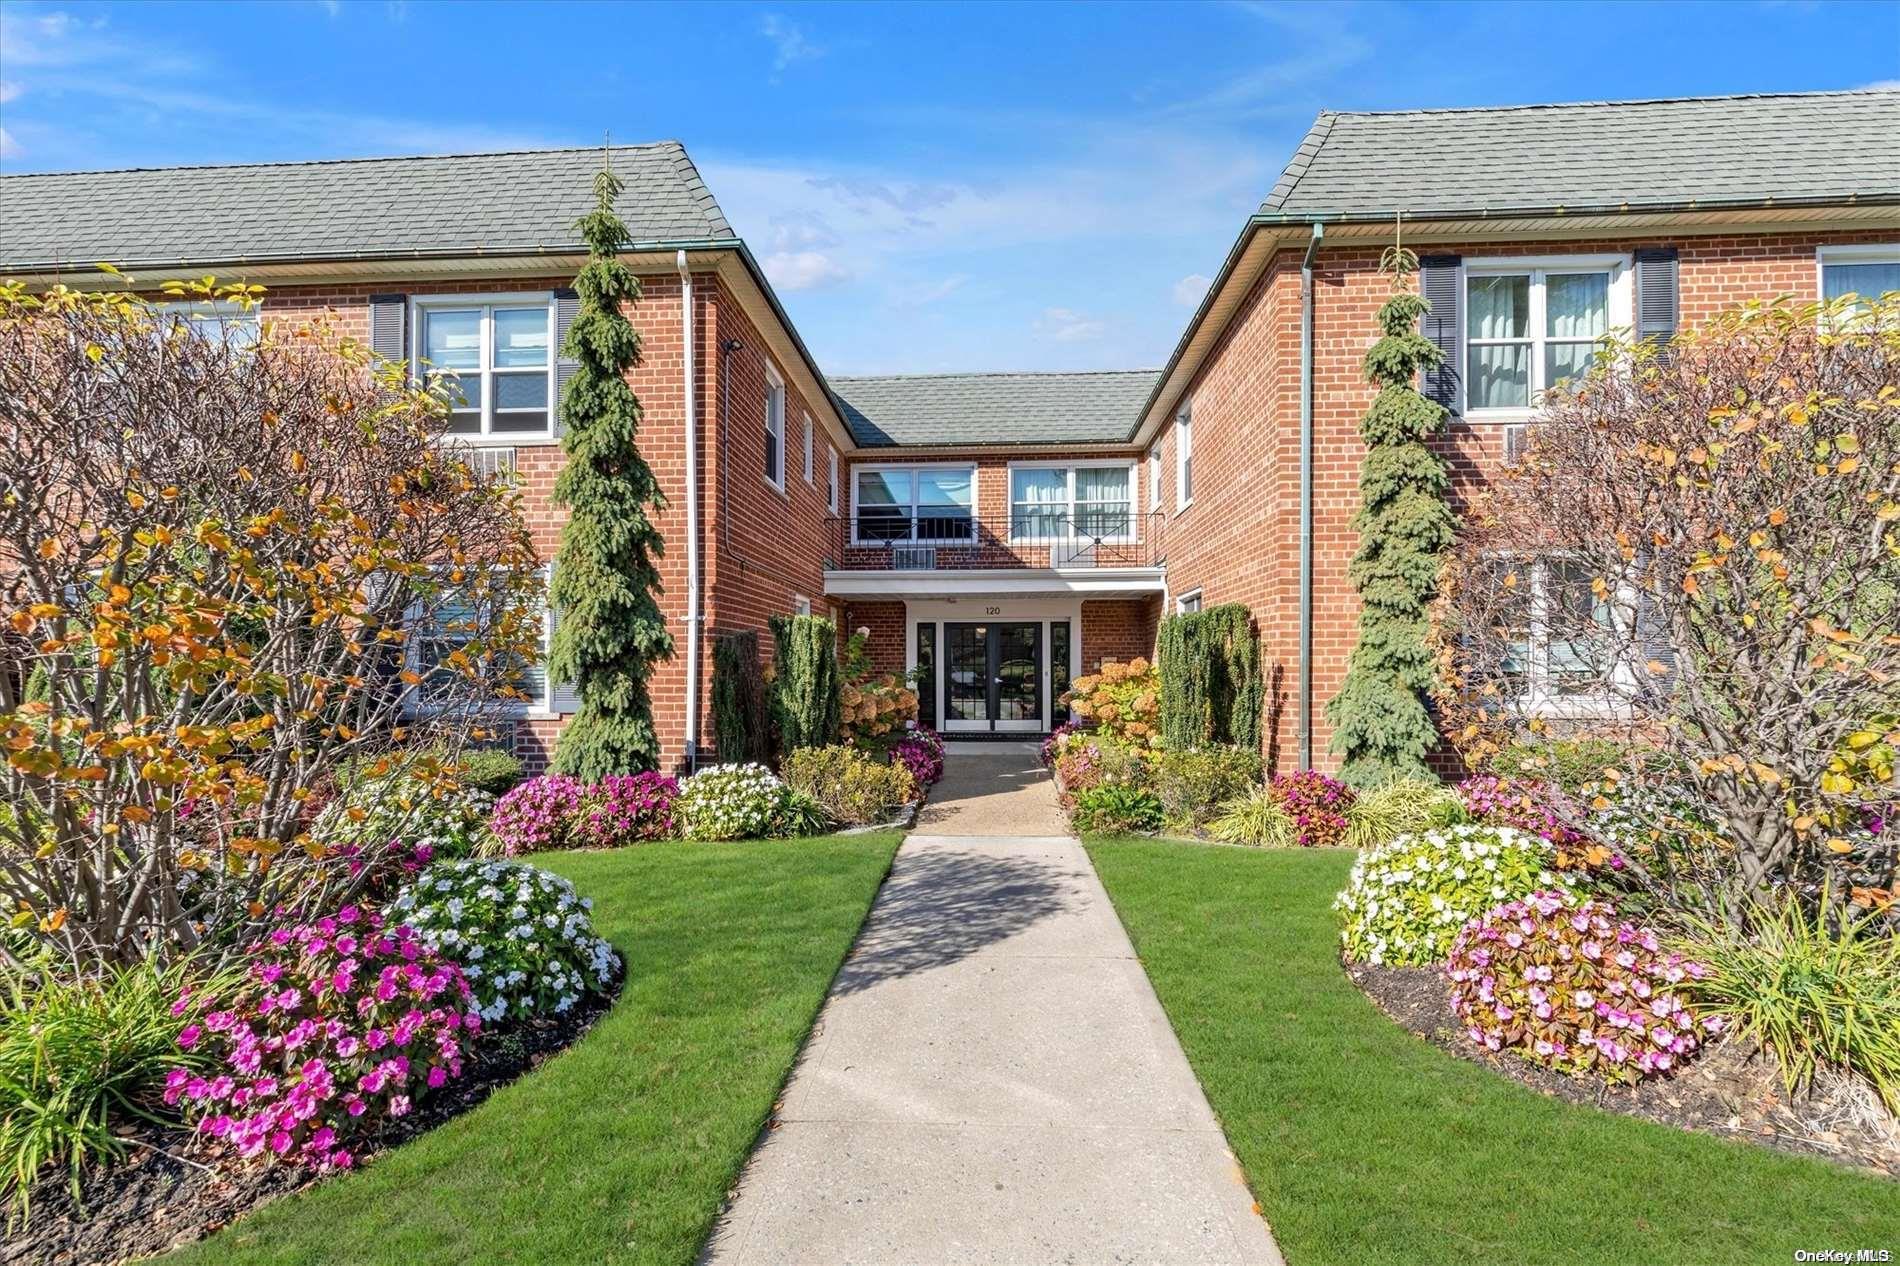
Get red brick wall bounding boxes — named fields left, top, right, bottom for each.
left=841, top=601, right=908, bottom=675
left=1079, top=597, right=1160, bottom=671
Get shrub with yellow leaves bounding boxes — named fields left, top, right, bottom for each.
left=1062, top=657, right=1161, bottom=746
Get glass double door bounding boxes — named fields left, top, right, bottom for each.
left=943, top=622, right=1042, bottom=733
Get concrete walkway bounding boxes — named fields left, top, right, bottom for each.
left=704, top=747, right=1281, bottom=1265
left=912, top=742, right=1069, bottom=836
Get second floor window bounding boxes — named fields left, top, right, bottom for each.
left=827, top=446, right=840, bottom=513
left=160, top=300, right=260, bottom=349
left=1820, top=245, right=1900, bottom=322
left=416, top=298, right=554, bottom=436
left=803, top=413, right=815, bottom=483
left=765, top=366, right=787, bottom=489
left=853, top=466, right=975, bottom=543
left=1466, top=267, right=1612, bottom=412
left=1175, top=403, right=1194, bottom=506
left=1010, top=465, right=1134, bottom=541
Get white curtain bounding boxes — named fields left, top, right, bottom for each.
left=1074, top=467, right=1130, bottom=536
left=1012, top=469, right=1067, bottom=540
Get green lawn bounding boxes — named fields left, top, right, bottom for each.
left=174, top=834, right=900, bottom=1266
left=1086, top=839, right=1900, bottom=1266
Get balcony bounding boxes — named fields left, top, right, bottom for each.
left=826, top=508, right=1166, bottom=572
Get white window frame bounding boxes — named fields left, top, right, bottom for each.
left=1148, top=446, right=1162, bottom=510
left=410, top=293, right=558, bottom=439
left=802, top=412, right=815, bottom=484
left=763, top=361, right=787, bottom=492
left=1005, top=460, right=1138, bottom=544
left=1176, top=589, right=1203, bottom=614
left=849, top=462, right=979, bottom=546
left=1484, top=554, right=1639, bottom=718
left=792, top=594, right=812, bottom=617
left=1174, top=401, right=1194, bottom=510
left=1816, top=243, right=1900, bottom=323
left=827, top=445, right=840, bottom=514
left=1462, top=254, right=1632, bottom=422
left=404, top=563, right=554, bottom=718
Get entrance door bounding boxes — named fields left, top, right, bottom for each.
left=942, top=622, right=1043, bottom=733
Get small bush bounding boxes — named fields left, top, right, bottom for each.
left=391, top=860, right=620, bottom=1023
left=1335, top=825, right=1583, bottom=966
left=782, top=746, right=917, bottom=826
left=1491, top=739, right=1631, bottom=794
left=1684, top=895, right=1900, bottom=1113
left=1, top=959, right=240, bottom=1217
left=1070, top=784, right=1164, bottom=836
left=769, top=615, right=841, bottom=753
left=1040, top=723, right=1080, bottom=768
left=572, top=773, right=678, bottom=847
left=891, top=727, right=945, bottom=788
left=315, top=768, right=493, bottom=860
left=777, top=789, right=832, bottom=839
left=1269, top=770, right=1357, bottom=848
left=1208, top=786, right=1296, bottom=847
left=1457, top=774, right=1592, bottom=856
left=1343, top=778, right=1458, bottom=851
left=676, top=763, right=798, bottom=841
left=1062, top=658, right=1161, bottom=746
left=1154, top=746, right=1261, bottom=830
left=488, top=774, right=588, bottom=856
left=1054, top=738, right=1150, bottom=798
left=1448, top=892, right=1716, bottom=1083
left=169, top=907, right=477, bottom=1171
left=456, top=749, right=526, bottom=797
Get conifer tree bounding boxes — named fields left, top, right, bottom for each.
left=548, top=165, right=674, bottom=778
left=1325, top=255, right=1456, bottom=786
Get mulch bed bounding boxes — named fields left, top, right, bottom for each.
left=7, top=974, right=622, bottom=1266
left=1347, top=960, right=1899, bottom=1179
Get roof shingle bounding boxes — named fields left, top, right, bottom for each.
left=832, top=371, right=1161, bottom=448
left=0, top=143, right=733, bottom=271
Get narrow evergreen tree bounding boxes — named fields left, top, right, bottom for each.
left=1325, top=260, right=1456, bottom=787
left=548, top=165, right=674, bottom=778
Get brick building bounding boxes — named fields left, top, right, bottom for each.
left=4, top=90, right=1897, bottom=774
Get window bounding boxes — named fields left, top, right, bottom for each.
left=413, top=296, right=555, bottom=436
left=792, top=594, right=812, bottom=617
left=1008, top=464, right=1135, bottom=541
left=1485, top=557, right=1617, bottom=703
left=803, top=413, right=815, bottom=483
left=852, top=465, right=976, bottom=543
left=159, top=300, right=260, bottom=348
left=764, top=364, right=786, bottom=489
left=1175, top=402, right=1194, bottom=507
left=410, top=567, right=549, bottom=713
left=1464, top=259, right=1627, bottom=414
left=1148, top=446, right=1162, bottom=509
left=1176, top=589, right=1203, bottom=614
left=827, top=446, right=839, bottom=513
left=1819, top=244, right=1900, bottom=321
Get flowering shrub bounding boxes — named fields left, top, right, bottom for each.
left=1269, top=770, right=1357, bottom=848
left=1053, top=738, right=1149, bottom=799
left=1448, top=892, right=1717, bottom=1082
left=390, top=860, right=619, bottom=1023
left=1070, top=784, right=1164, bottom=835
left=892, top=726, right=945, bottom=788
left=573, top=773, right=678, bottom=847
left=167, top=907, right=478, bottom=1171
left=488, top=774, right=587, bottom=856
left=1457, top=775, right=1592, bottom=855
left=782, top=745, right=917, bottom=825
left=676, top=763, right=796, bottom=841
left=840, top=674, right=919, bottom=743
left=1062, top=658, right=1161, bottom=746
left=1040, top=723, right=1081, bottom=768
left=1335, top=825, right=1583, bottom=966
left=316, top=768, right=493, bottom=860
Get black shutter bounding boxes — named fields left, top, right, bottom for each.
left=1634, top=248, right=1679, bottom=352
left=553, top=288, right=580, bottom=436
left=1418, top=255, right=1462, bottom=415
left=369, top=294, right=406, bottom=366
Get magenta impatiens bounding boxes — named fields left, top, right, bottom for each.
left=1447, top=892, right=1719, bottom=1084
left=891, top=726, right=945, bottom=789
left=167, top=907, right=479, bottom=1170
left=1269, top=770, right=1356, bottom=848
left=489, top=774, right=587, bottom=855
left=572, top=773, right=679, bottom=847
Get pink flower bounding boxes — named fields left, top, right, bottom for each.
left=177, top=1024, right=203, bottom=1049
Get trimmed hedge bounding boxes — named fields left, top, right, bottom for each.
left=769, top=615, right=842, bottom=753
left=1157, top=603, right=1262, bottom=750
left=712, top=630, right=770, bottom=765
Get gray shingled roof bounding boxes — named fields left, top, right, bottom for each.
left=0, top=143, right=732, bottom=271
left=832, top=371, right=1161, bottom=447
left=1263, top=90, right=1900, bottom=218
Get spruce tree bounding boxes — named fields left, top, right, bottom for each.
left=548, top=166, right=674, bottom=778
left=1325, top=261, right=1456, bottom=787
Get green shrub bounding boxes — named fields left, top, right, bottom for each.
left=769, top=615, right=842, bottom=753
left=1154, top=745, right=1261, bottom=829
left=1209, top=786, right=1296, bottom=847
left=1157, top=604, right=1262, bottom=750
left=1491, top=739, right=1632, bottom=794
left=1, top=959, right=240, bottom=1218
left=1342, top=778, right=1459, bottom=850
left=313, top=767, right=493, bottom=859
left=1334, top=825, right=1583, bottom=966
left=712, top=630, right=770, bottom=765
left=456, top=748, right=526, bottom=797
left=1684, top=895, right=1900, bottom=1114
left=776, top=789, right=833, bottom=838
left=781, top=745, right=917, bottom=826
left=1070, top=784, right=1164, bottom=836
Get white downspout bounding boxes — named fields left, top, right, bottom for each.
left=678, top=250, right=702, bottom=773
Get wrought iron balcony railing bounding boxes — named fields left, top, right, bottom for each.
left=826, top=508, right=1165, bottom=571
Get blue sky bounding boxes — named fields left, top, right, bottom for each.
left=2, top=0, right=1896, bottom=374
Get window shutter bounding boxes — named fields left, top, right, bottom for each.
left=553, top=288, right=581, bottom=437
left=1418, top=255, right=1462, bottom=414
left=369, top=294, right=407, bottom=367
left=545, top=565, right=580, bottom=715
left=1633, top=248, right=1679, bottom=352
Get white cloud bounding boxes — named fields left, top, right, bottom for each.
left=1035, top=307, right=1105, bottom=343
left=1860, top=78, right=1900, bottom=91
left=894, top=275, right=968, bottom=307
left=1172, top=273, right=1212, bottom=307
left=764, top=250, right=851, bottom=292
left=0, top=126, right=19, bottom=159
left=759, top=13, right=823, bottom=76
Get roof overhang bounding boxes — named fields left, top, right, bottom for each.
left=823, top=566, right=1167, bottom=599
left=844, top=441, right=1141, bottom=459
left=1130, top=197, right=1900, bottom=448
